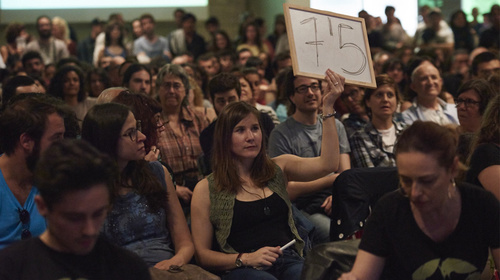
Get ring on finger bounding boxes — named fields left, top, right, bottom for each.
left=334, top=82, right=339, bottom=86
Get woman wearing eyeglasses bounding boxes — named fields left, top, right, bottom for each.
left=466, top=95, right=500, bottom=201
left=455, top=79, right=496, bottom=134
left=155, top=64, right=210, bottom=208
left=81, top=103, right=195, bottom=270
left=339, top=121, right=499, bottom=280
left=348, top=75, right=405, bottom=168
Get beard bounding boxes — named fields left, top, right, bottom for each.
left=25, top=142, right=41, bottom=173
left=39, top=30, right=52, bottom=40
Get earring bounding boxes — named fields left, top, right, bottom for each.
left=448, top=179, right=456, bottom=199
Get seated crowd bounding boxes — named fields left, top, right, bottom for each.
left=0, top=4, right=499, bottom=280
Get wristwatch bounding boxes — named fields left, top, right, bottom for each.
left=235, top=253, right=244, bottom=268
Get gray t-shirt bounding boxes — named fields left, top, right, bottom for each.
left=268, top=116, right=350, bottom=214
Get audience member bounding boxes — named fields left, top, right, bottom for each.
left=471, top=51, right=500, bottom=79
left=339, top=121, right=499, bottom=280
left=51, top=16, right=76, bottom=56
left=466, top=95, right=500, bottom=200
left=415, top=8, right=454, bottom=51
left=237, top=48, right=252, bottom=68
left=191, top=69, right=343, bottom=279
left=169, top=13, right=206, bottom=60
left=97, top=21, right=128, bottom=63
left=449, top=10, right=477, bottom=52
left=21, top=51, right=44, bottom=79
left=402, top=63, right=458, bottom=125
left=1, top=22, right=27, bottom=64
left=86, top=67, right=111, bottom=98
left=48, top=65, right=97, bottom=124
left=340, top=84, right=370, bottom=138
left=1, top=76, right=43, bottom=110
left=268, top=67, right=350, bottom=244
left=156, top=64, right=209, bottom=207
left=77, top=18, right=105, bottom=64
left=0, top=95, right=67, bottom=249
left=122, top=63, right=152, bottom=95
left=0, top=139, right=152, bottom=279
left=134, top=14, right=171, bottom=64
left=25, top=16, right=69, bottom=65
left=348, top=74, right=405, bottom=168
left=199, top=72, right=275, bottom=175
left=82, top=103, right=196, bottom=270
left=479, top=4, right=500, bottom=50
left=211, top=30, right=234, bottom=53
left=242, top=67, right=280, bottom=124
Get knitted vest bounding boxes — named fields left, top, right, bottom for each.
left=208, top=164, right=304, bottom=256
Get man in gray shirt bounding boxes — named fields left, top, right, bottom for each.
left=269, top=68, right=351, bottom=244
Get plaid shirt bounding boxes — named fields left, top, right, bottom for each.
left=157, top=106, right=209, bottom=185
left=349, top=120, right=405, bottom=168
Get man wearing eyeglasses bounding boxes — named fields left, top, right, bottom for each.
left=0, top=95, right=67, bottom=249
left=0, top=140, right=151, bottom=279
left=339, top=85, right=370, bottom=138
left=268, top=68, right=351, bottom=245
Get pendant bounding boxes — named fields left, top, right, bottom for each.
left=264, top=206, right=271, bottom=216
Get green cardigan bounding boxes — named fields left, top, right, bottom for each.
left=208, top=164, right=304, bottom=256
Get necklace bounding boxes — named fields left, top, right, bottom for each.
left=241, top=185, right=271, bottom=216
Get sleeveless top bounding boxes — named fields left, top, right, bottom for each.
left=103, top=47, right=127, bottom=59
left=208, top=164, right=304, bottom=256
left=101, top=161, right=174, bottom=266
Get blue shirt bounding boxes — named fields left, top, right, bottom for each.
left=0, top=166, right=46, bottom=249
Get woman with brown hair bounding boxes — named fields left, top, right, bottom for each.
left=191, top=69, right=344, bottom=279
left=348, top=74, right=406, bottom=168
left=339, top=121, right=499, bottom=280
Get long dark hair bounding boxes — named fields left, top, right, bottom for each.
left=49, top=65, right=86, bottom=102
left=81, top=103, right=167, bottom=211
left=212, top=101, right=275, bottom=193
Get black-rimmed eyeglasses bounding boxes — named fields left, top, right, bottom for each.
left=123, top=120, right=142, bottom=142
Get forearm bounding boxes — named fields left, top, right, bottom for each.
left=287, top=174, right=338, bottom=201
left=196, top=249, right=240, bottom=271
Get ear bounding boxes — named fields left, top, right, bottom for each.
left=449, top=156, right=460, bottom=177
left=35, top=195, right=49, bottom=217
left=19, top=133, right=35, bottom=153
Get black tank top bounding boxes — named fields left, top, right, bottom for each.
left=227, top=192, right=293, bottom=252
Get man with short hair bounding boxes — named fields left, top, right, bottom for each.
left=1, top=76, right=43, bottom=110
left=24, top=16, right=69, bottom=65
left=0, top=140, right=151, bottom=279
left=471, top=51, right=500, bottom=79
left=197, top=53, right=218, bottom=78
left=169, top=13, right=206, bottom=60
left=77, top=18, right=105, bottom=64
left=402, top=62, right=459, bottom=125
left=237, top=48, right=252, bottom=68
left=0, top=96, right=68, bottom=249
left=21, top=51, right=45, bottom=79
left=122, top=63, right=152, bottom=95
left=134, top=14, right=172, bottom=63
left=199, top=72, right=274, bottom=175
left=268, top=68, right=351, bottom=244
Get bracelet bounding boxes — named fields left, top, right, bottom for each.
left=320, top=112, right=336, bottom=120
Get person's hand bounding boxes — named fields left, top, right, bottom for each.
left=338, top=272, right=359, bottom=280
left=243, top=246, right=282, bottom=269
left=144, top=146, right=160, bottom=162
left=154, top=255, right=185, bottom=270
left=176, top=186, right=193, bottom=203
left=323, top=69, right=345, bottom=107
left=321, top=195, right=333, bottom=216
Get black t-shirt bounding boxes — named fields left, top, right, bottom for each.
left=359, top=183, right=499, bottom=280
left=0, top=237, right=151, bottom=280
left=466, top=143, right=500, bottom=188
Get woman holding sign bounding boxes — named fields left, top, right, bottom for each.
left=191, top=70, right=344, bottom=279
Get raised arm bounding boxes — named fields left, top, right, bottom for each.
left=154, top=165, right=194, bottom=270
left=274, top=69, right=344, bottom=182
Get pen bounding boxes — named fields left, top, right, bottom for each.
left=280, top=239, right=296, bottom=251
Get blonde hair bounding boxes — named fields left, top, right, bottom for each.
left=52, top=16, right=70, bottom=42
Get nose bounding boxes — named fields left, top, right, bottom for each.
left=410, top=183, right=422, bottom=199
left=138, top=130, right=147, bottom=142
left=82, top=218, right=99, bottom=236
left=245, top=129, right=255, bottom=141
